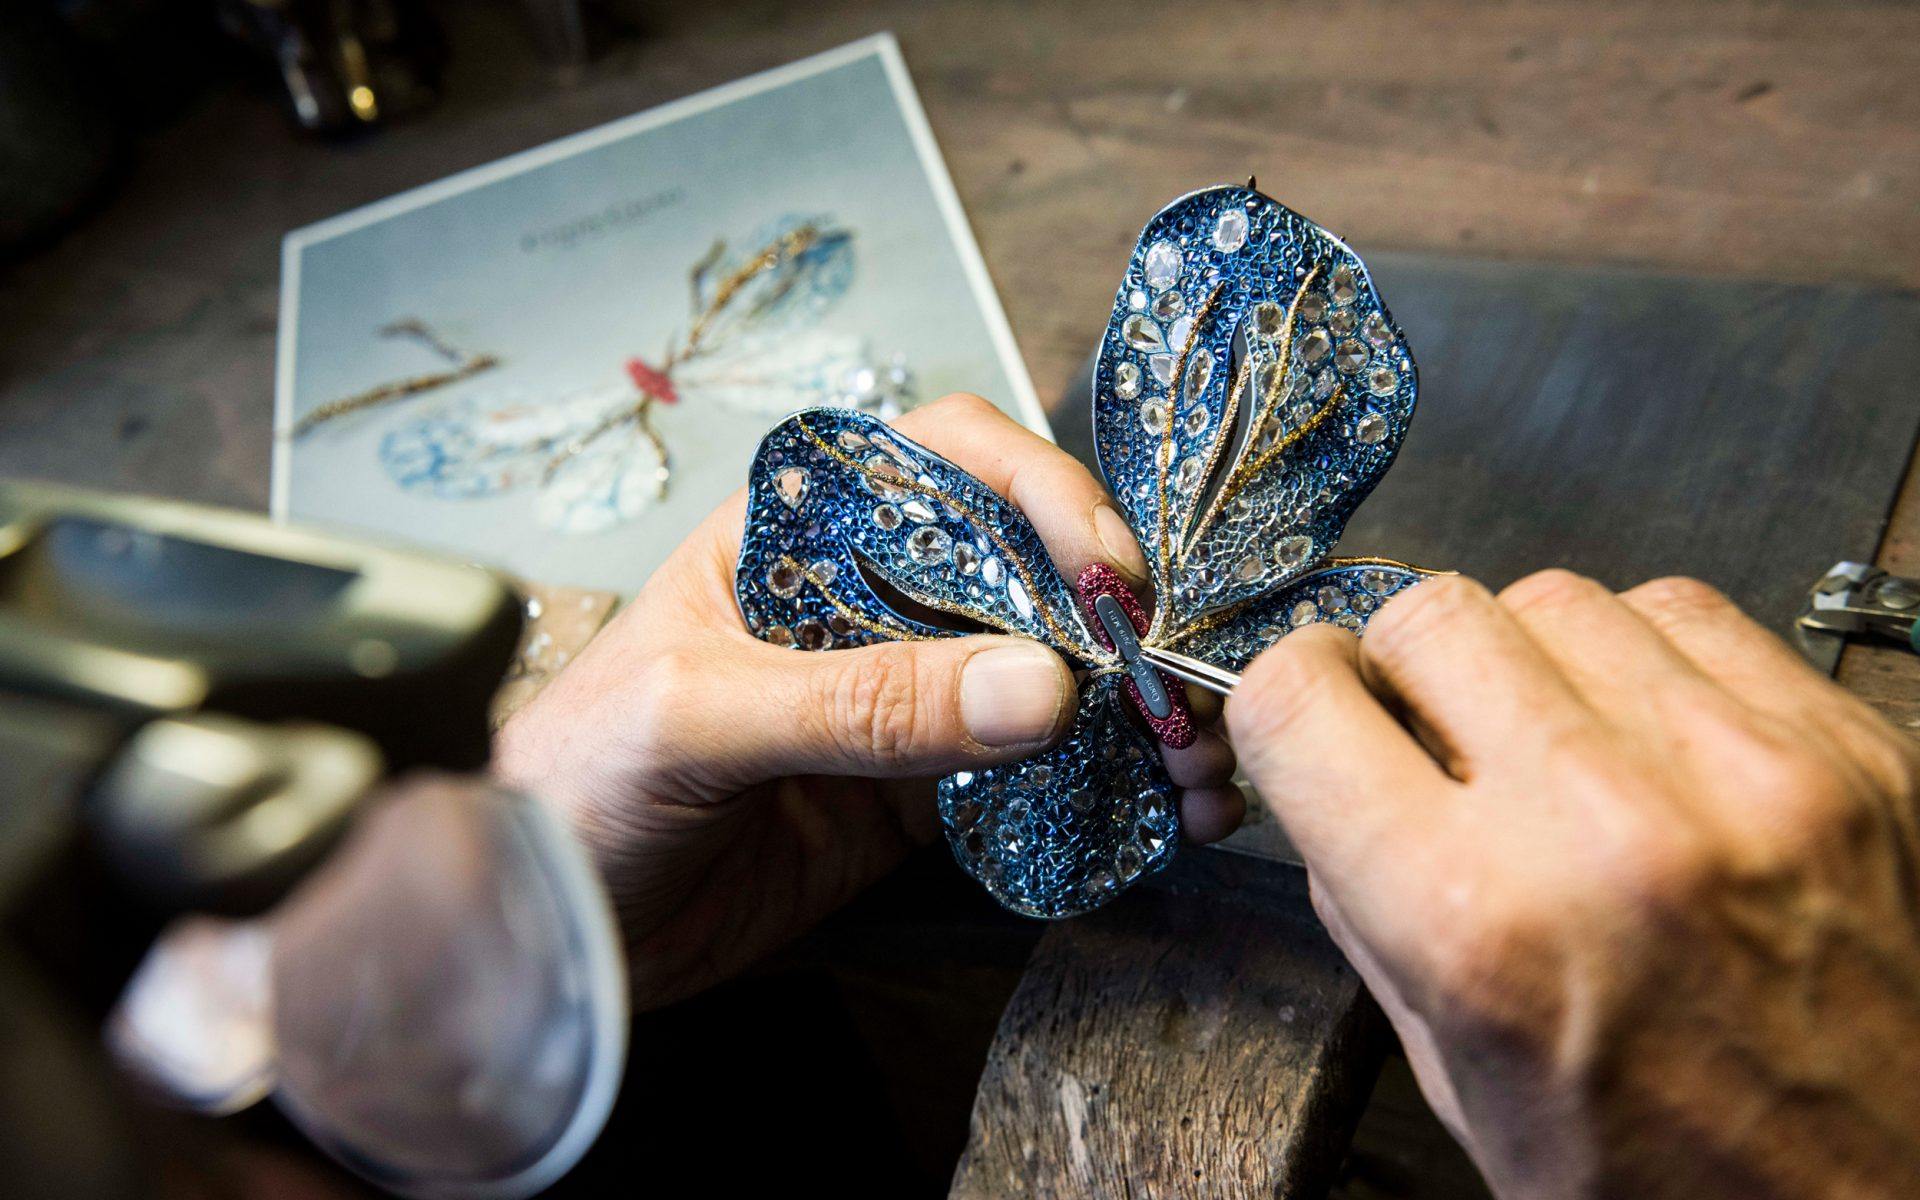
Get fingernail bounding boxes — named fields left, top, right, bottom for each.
left=1094, top=503, right=1152, bottom=584
left=962, top=643, right=1068, bottom=747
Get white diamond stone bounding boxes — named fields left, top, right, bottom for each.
left=1298, top=292, right=1328, bottom=322
left=1123, top=314, right=1166, bottom=353
left=1152, top=291, right=1184, bottom=321
left=907, top=525, right=952, bottom=565
left=982, top=556, right=1005, bottom=586
left=901, top=498, right=938, bottom=523
left=836, top=430, right=869, bottom=451
left=1185, top=348, right=1213, bottom=400
left=1251, top=302, right=1285, bottom=340
left=1255, top=361, right=1285, bottom=400
left=1290, top=600, right=1318, bottom=626
left=1007, top=577, right=1034, bottom=620
left=1299, top=328, right=1332, bottom=365
left=873, top=504, right=902, bottom=530
left=1363, top=313, right=1393, bottom=347
left=1114, top=360, right=1142, bottom=399
left=955, top=543, right=981, bottom=575
left=1212, top=208, right=1249, bottom=253
left=1149, top=354, right=1178, bottom=386
left=1235, top=555, right=1264, bottom=582
left=1140, top=399, right=1171, bottom=434
left=1369, top=366, right=1400, bottom=396
left=773, top=466, right=810, bottom=509
left=1331, top=265, right=1359, bottom=305
left=1335, top=339, right=1369, bottom=373
left=1168, top=315, right=1195, bottom=351
left=1356, top=412, right=1388, bottom=444
left=1183, top=405, right=1209, bottom=438
left=1174, top=455, right=1206, bottom=492
left=1277, top=535, right=1313, bottom=568
left=1143, top=240, right=1182, bottom=290
left=1317, top=584, right=1347, bottom=610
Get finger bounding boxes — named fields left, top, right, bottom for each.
left=1357, top=574, right=1597, bottom=778
left=891, top=394, right=1152, bottom=590
left=1179, top=783, right=1247, bottom=844
left=1496, top=569, right=1732, bottom=730
left=1161, top=728, right=1236, bottom=789
left=1620, top=576, right=1907, bottom=755
left=1226, top=624, right=1456, bottom=892
left=1185, top=683, right=1224, bottom=726
left=705, top=633, right=1076, bottom=781
left=1620, top=576, right=1850, bottom=705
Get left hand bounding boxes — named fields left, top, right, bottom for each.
left=495, top=394, right=1245, bottom=1009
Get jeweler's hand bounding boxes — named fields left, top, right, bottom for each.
left=496, top=394, right=1244, bottom=1009
left=1227, top=570, right=1920, bottom=1199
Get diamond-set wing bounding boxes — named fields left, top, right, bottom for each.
left=1170, top=558, right=1435, bottom=673
left=937, top=682, right=1178, bottom=919
left=739, top=408, right=1173, bottom=918
left=1090, top=186, right=1419, bottom=642
left=736, top=407, right=1109, bottom=662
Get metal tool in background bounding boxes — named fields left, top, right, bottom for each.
left=1795, top=561, right=1920, bottom=662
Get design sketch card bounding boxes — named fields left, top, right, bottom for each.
left=274, top=34, right=1041, bottom=594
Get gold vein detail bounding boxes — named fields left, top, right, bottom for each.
left=1160, top=556, right=1452, bottom=650
left=783, top=556, right=935, bottom=643
left=795, top=419, right=1114, bottom=665
left=1148, top=282, right=1226, bottom=645
left=1180, top=264, right=1323, bottom=563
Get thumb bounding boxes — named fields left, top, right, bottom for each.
left=720, top=634, right=1077, bottom=782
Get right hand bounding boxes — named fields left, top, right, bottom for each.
left=1227, top=570, right=1920, bottom=1199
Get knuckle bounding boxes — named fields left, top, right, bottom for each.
left=1854, top=730, right=1920, bottom=803
left=1622, top=575, right=1733, bottom=624
left=1714, top=719, right=1881, bottom=872
left=626, top=647, right=705, bottom=748
left=1361, top=573, right=1490, bottom=670
left=1498, top=568, right=1609, bottom=617
left=918, top=391, right=997, bottom=424
left=815, top=642, right=936, bottom=769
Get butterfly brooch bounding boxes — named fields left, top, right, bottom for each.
left=293, top=215, right=919, bottom=534
left=735, top=184, right=1435, bottom=917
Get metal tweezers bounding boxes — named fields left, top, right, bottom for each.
left=1139, top=645, right=1241, bottom=698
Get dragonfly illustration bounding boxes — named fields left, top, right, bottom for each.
left=734, top=184, right=1439, bottom=918
left=292, top=215, right=918, bottom=534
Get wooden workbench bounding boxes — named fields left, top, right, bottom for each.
left=2, top=3, right=1916, bottom=1196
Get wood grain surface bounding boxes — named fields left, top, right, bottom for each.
left=951, top=855, right=1387, bottom=1199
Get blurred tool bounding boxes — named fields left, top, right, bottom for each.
left=1797, top=561, right=1920, bottom=659
left=217, top=0, right=444, bottom=131
left=0, top=481, right=626, bottom=1198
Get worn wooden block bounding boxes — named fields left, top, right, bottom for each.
left=951, top=858, right=1385, bottom=1199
